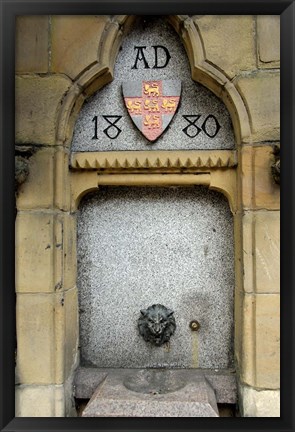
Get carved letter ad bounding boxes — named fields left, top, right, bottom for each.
left=122, top=80, right=181, bottom=142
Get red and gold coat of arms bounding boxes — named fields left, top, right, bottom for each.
left=122, top=80, right=181, bottom=142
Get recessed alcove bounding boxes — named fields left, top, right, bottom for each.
left=77, top=186, right=234, bottom=370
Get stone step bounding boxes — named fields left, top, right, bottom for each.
left=82, top=369, right=220, bottom=417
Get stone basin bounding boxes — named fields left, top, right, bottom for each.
left=123, top=369, right=187, bottom=394
left=81, top=369, right=222, bottom=417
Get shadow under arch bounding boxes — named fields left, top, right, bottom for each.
left=56, top=14, right=251, bottom=149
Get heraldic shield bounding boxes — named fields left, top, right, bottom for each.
left=122, top=80, right=182, bottom=142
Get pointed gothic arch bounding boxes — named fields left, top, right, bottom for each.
left=56, top=15, right=251, bottom=149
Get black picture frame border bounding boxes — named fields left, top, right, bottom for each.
left=1, top=0, right=294, bottom=431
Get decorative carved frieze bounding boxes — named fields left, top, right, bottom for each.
left=70, top=150, right=237, bottom=172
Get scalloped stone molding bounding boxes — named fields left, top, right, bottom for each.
left=70, top=150, right=238, bottom=171
left=69, top=151, right=237, bottom=213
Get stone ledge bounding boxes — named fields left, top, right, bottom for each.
left=82, top=371, right=219, bottom=417
left=74, top=367, right=237, bottom=404
left=70, top=150, right=238, bottom=172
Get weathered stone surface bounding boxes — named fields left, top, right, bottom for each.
left=254, top=212, right=280, bottom=293
left=241, top=294, right=280, bottom=389
left=16, top=293, right=57, bottom=384
left=240, top=294, right=256, bottom=386
left=16, top=210, right=78, bottom=294
left=236, top=73, right=280, bottom=142
left=204, top=370, right=237, bottom=404
left=271, top=145, right=280, bottom=184
left=15, top=156, right=30, bottom=188
left=51, top=16, right=107, bottom=79
left=194, top=15, right=256, bottom=79
left=252, top=145, right=280, bottom=208
left=240, top=146, right=254, bottom=208
left=16, top=147, right=72, bottom=211
left=53, top=149, right=71, bottom=211
left=78, top=187, right=234, bottom=370
left=74, top=368, right=109, bottom=399
left=242, top=212, right=255, bottom=294
left=15, top=384, right=65, bottom=417
left=82, top=369, right=219, bottom=417
left=16, top=147, right=55, bottom=210
left=16, top=290, right=77, bottom=385
left=15, top=75, right=72, bottom=145
left=62, top=214, right=77, bottom=290
left=16, top=16, right=49, bottom=73
left=255, top=294, right=280, bottom=388
left=16, top=213, right=56, bottom=293
left=64, top=287, right=79, bottom=378
left=241, top=145, right=280, bottom=210
left=257, top=16, right=280, bottom=67
left=238, top=384, right=280, bottom=417
left=242, top=211, right=280, bottom=294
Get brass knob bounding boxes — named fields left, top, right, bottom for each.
left=189, top=320, right=200, bottom=331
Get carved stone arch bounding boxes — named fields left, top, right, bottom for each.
left=56, top=15, right=136, bottom=147
left=166, top=15, right=251, bottom=144
left=56, top=14, right=249, bottom=213
left=56, top=14, right=251, bottom=148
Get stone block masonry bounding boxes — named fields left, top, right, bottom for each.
left=14, top=14, right=280, bottom=417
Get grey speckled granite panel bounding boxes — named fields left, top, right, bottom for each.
left=77, top=186, right=234, bottom=369
left=71, top=17, right=235, bottom=151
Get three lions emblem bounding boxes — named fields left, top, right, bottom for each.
left=122, top=80, right=181, bottom=142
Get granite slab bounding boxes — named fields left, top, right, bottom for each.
left=82, top=369, right=220, bottom=417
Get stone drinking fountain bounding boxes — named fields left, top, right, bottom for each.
left=71, top=17, right=237, bottom=417
left=74, top=187, right=236, bottom=417
left=81, top=302, right=222, bottom=417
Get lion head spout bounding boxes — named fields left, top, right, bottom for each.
left=138, top=304, right=176, bottom=346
